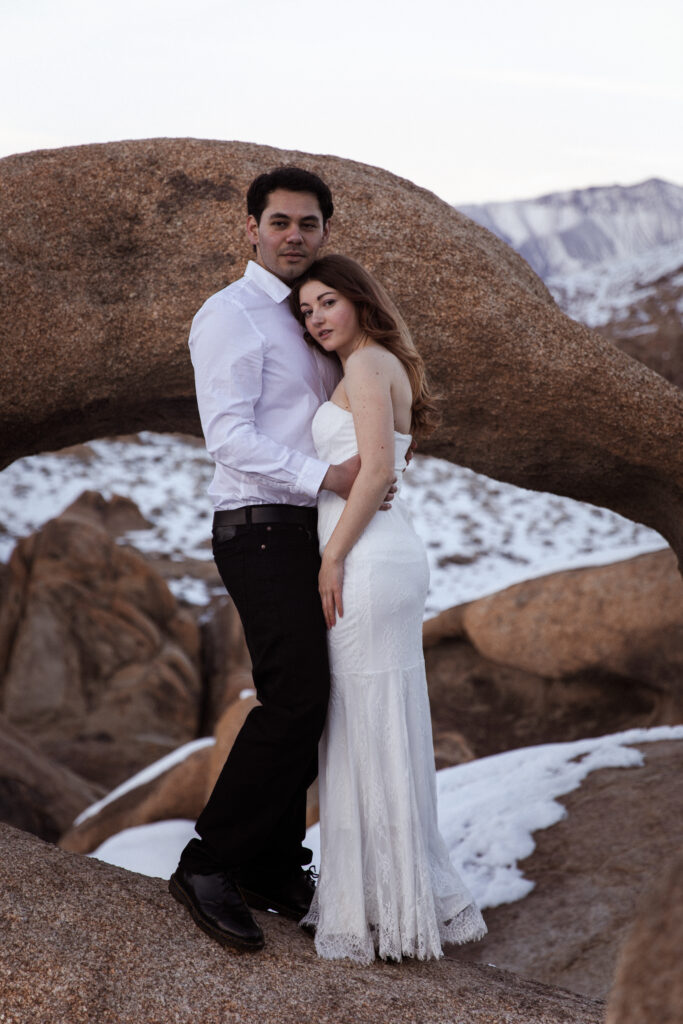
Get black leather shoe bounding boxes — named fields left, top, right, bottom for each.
left=169, top=861, right=265, bottom=952
left=239, top=866, right=317, bottom=921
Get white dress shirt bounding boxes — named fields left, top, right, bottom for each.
left=189, top=261, right=341, bottom=510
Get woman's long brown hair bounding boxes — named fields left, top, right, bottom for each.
left=289, top=255, right=439, bottom=438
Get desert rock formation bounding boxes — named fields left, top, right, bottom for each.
left=59, top=543, right=682, bottom=853
left=0, top=495, right=201, bottom=788
left=424, top=548, right=683, bottom=757
left=1, top=140, right=682, bottom=561
left=59, top=742, right=212, bottom=856
left=0, top=822, right=603, bottom=1024
left=0, top=716, right=101, bottom=842
left=425, top=637, right=657, bottom=758
left=459, top=548, right=683, bottom=686
left=60, top=697, right=261, bottom=855
left=424, top=549, right=683, bottom=757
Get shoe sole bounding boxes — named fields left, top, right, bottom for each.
left=168, top=875, right=265, bottom=952
left=238, top=886, right=307, bottom=922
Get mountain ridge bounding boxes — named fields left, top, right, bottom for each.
left=459, top=177, right=683, bottom=279
left=458, top=178, right=683, bottom=387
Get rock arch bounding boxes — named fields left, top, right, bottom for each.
left=1, top=139, right=682, bottom=560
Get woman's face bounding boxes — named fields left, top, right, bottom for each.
left=298, top=280, right=361, bottom=361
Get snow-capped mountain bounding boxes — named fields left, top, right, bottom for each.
left=459, top=179, right=683, bottom=386
left=459, top=178, right=683, bottom=280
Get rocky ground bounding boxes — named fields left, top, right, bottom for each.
left=454, top=739, right=683, bottom=1000
left=0, top=822, right=604, bottom=1024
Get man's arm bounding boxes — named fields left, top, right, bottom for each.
left=320, top=456, right=360, bottom=499
left=190, top=296, right=332, bottom=499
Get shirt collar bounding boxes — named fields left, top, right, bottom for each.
left=244, top=260, right=292, bottom=304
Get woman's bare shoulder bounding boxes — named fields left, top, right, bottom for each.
left=346, top=343, right=399, bottom=377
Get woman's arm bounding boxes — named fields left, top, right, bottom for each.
left=319, top=347, right=398, bottom=628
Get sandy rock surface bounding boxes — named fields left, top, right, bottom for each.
left=0, top=823, right=603, bottom=1024
left=455, top=739, right=683, bottom=1000
left=1, top=140, right=682, bottom=561
left=56, top=487, right=153, bottom=536
left=606, top=850, right=683, bottom=1024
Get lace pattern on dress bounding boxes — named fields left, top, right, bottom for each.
left=307, top=401, right=487, bottom=963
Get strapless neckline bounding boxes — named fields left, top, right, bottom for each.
left=321, top=400, right=412, bottom=440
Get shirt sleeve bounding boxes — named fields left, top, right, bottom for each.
left=189, top=296, right=330, bottom=498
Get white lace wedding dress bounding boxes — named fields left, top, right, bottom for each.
left=303, top=400, right=487, bottom=963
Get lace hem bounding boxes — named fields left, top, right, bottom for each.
left=441, top=900, right=488, bottom=948
left=300, top=899, right=487, bottom=965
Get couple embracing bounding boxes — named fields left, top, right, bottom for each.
left=169, top=166, right=486, bottom=964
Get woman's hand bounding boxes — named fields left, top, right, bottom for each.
left=319, top=552, right=344, bottom=629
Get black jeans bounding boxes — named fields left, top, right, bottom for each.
left=194, top=517, right=330, bottom=879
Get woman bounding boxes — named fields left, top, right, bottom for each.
left=289, top=255, right=486, bottom=963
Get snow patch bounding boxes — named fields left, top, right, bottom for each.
left=91, top=819, right=199, bottom=879
left=0, top=434, right=664, bottom=618
left=91, top=727, right=683, bottom=909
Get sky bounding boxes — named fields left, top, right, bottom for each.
left=1, top=0, right=682, bottom=204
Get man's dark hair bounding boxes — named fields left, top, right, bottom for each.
left=246, top=166, right=334, bottom=225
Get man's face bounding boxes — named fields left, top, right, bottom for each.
left=246, top=189, right=330, bottom=283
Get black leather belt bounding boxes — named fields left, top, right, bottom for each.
left=213, top=504, right=318, bottom=527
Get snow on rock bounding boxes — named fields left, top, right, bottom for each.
left=75, top=737, right=215, bottom=826
left=92, top=727, right=683, bottom=908
left=400, top=454, right=663, bottom=616
left=91, top=819, right=198, bottom=879
left=0, top=434, right=664, bottom=617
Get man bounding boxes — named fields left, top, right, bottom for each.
left=169, top=166, right=371, bottom=952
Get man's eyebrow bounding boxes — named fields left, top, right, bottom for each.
left=267, top=211, right=321, bottom=222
